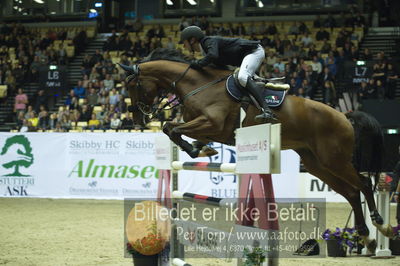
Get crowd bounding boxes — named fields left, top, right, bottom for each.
left=0, top=23, right=87, bottom=95
left=5, top=10, right=399, bottom=132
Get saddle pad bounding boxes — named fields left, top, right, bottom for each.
left=225, top=75, right=286, bottom=108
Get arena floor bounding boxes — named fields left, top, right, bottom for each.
left=0, top=198, right=399, bottom=266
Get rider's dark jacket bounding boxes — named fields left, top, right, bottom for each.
left=197, top=36, right=261, bottom=67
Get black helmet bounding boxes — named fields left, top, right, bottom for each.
left=180, top=26, right=205, bottom=42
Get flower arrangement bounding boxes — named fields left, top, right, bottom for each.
left=127, top=221, right=167, bottom=256
left=243, top=247, right=266, bottom=266
left=322, top=227, right=360, bottom=252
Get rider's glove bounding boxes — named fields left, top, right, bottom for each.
left=190, top=60, right=203, bottom=70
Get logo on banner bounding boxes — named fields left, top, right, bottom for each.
left=1, top=135, right=34, bottom=177
left=208, top=143, right=236, bottom=185
left=0, top=135, right=35, bottom=196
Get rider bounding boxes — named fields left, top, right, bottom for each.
left=180, top=25, right=274, bottom=122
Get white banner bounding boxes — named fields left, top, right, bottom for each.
left=0, top=133, right=305, bottom=201
left=0, top=133, right=160, bottom=199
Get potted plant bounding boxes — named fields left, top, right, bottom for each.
left=389, top=225, right=400, bottom=255
left=126, top=222, right=167, bottom=266
left=322, top=227, right=360, bottom=257
left=243, top=247, right=266, bottom=266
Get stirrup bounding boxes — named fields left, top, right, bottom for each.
left=255, top=109, right=276, bottom=122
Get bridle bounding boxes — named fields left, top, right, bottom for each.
left=124, top=64, right=190, bottom=121
left=123, top=63, right=228, bottom=122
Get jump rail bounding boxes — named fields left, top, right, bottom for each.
left=156, top=123, right=281, bottom=266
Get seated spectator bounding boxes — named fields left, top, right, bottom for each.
left=96, top=104, right=107, bottom=121
left=88, top=113, right=100, bottom=130
left=372, top=63, right=386, bottom=83
left=80, top=105, right=92, bottom=122
left=313, top=15, right=322, bottom=28
left=86, top=88, right=99, bottom=107
left=363, top=79, right=377, bottom=99
left=38, top=106, right=49, bottom=130
left=178, top=16, right=190, bottom=31
left=110, top=113, right=122, bottom=130
left=155, top=24, right=165, bottom=39
left=73, top=81, right=86, bottom=98
left=323, top=81, right=336, bottom=106
left=116, top=94, right=127, bottom=113
left=132, top=18, right=144, bottom=33
left=288, top=22, right=299, bottom=35
left=324, top=13, right=337, bottom=28
left=33, top=89, right=47, bottom=113
left=28, top=111, right=39, bottom=129
left=273, top=57, right=285, bottom=73
left=60, top=115, right=71, bottom=131
left=121, top=112, right=134, bottom=129
left=320, top=67, right=334, bottom=85
left=316, top=27, right=330, bottom=41
left=311, top=56, right=323, bottom=74
left=326, top=57, right=337, bottom=77
left=19, top=119, right=30, bottom=133
left=5, top=70, right=16, bottom=91
left=320, top=39, right=332, bottom=53
left=104, top=74, right=115, bottom=91
left=335, top=32, right=346, bottom=48
left=375, top=80, right=385, bottom=100
left=386, top=63, right=398, bottom=99
left=360, top=48, right=373, bottom=61
left=349, top=46, right=360, bottom=61
left=198, top=16, right=209, bottom=31
left=70, top=109, right=81, bottom=124
left=54, top=122, right=64, bottom=132
left=266, top=22, right=277, bottom=35
left=109, top=88, right=120, bottom=105
left=266, top=52, right=277, bottom=69
left=298, top=22, right=309, bottom=34
left=48, top=113, right=58, bottom=130
left=300, top=33, right=313, bottom=47
left=16, top=111, right=25, bottom=129
left=354, top=12, right=366, bottom=27
left=81, top=54, right=93, bottom=76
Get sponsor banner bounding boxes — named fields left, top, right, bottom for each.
left=0, top=133, right=302, bottom=200
left=298, top=173, right=346, bottom=202
left=0, top=133, right=159, bottom=199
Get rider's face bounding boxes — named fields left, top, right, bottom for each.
left=184, top=38, right=200, bottom=53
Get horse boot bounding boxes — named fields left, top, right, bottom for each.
left=245, top=77, right=276, bottom=122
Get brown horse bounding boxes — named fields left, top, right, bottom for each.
left=120, top=48, right=392, bottom=251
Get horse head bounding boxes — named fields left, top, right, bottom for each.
left=119, top=63, right=159, bottom=127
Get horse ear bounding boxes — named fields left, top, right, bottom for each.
left=118, top=63, right=134, bottom=74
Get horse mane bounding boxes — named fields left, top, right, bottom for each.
left=139, top=48, right=191, bottom=64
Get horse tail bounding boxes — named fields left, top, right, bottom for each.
left=345, top=111, right=384, bottom=189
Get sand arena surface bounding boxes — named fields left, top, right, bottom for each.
left=0, top=198, right=399, bottom=266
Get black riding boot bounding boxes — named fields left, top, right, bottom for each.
left=245, top=77, right=275, bottom=122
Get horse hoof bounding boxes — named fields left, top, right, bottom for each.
left=366, top=239, right=377, bottom=254
left=370, top=211, right=384, bottom=225
left=199, top=146, right=218, bottom=157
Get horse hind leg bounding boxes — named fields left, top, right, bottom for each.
left=325, top=161, right=394, bottom=237
left=296, top=149, right=377, bottom=254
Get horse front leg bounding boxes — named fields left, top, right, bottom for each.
left=162, top=116, right=221, bottom=158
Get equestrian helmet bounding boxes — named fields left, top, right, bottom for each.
left=180, top=26, right=205, bottom=42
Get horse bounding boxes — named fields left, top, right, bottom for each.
left=119, top=48, right=393, bottom=252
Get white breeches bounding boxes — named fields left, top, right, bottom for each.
left=237, top=44, right=265, bottom=87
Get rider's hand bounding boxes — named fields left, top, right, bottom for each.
left=190, top=60, right=202, bottom=70
left=394, top=194, right=399, bottom=203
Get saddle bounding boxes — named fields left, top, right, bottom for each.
left=226, top=69, right=289, bottom=108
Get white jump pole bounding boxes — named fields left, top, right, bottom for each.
left=374, top=190, right=392, bottom=257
